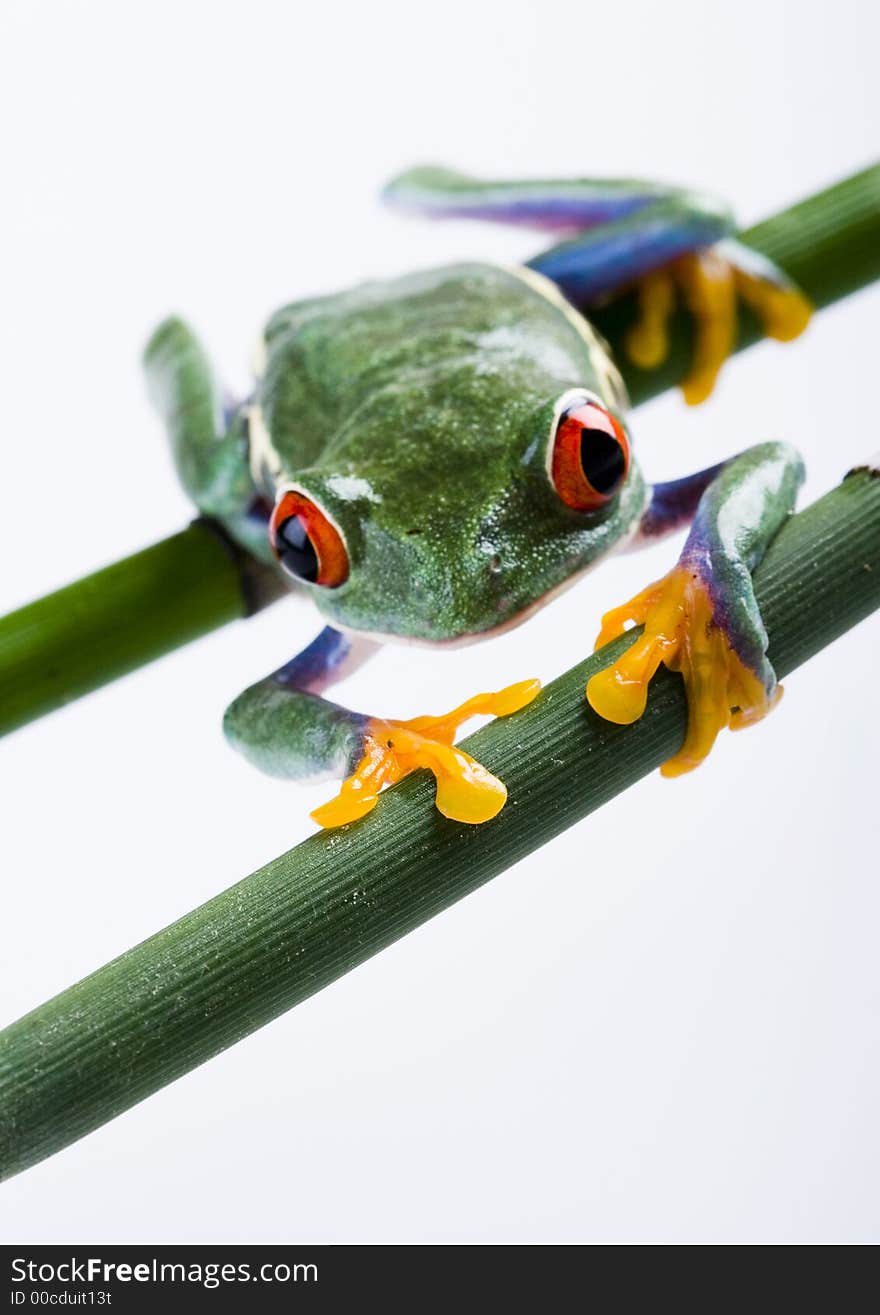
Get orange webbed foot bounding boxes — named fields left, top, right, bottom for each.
left=586, top=567, right=778, bottom=775
left=625, top=245, right=812, bottom=405
left=311, top=679, right=541, bottom=829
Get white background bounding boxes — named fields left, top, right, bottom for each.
left=1, top=0, right=878, bottom=1244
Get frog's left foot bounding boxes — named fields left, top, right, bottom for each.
left=311, top=680, right=541, bottom=829
left=586, top=566, right=780, bottom=775
left=586, top=440, right=805, bottom=774
left=625, top=239, right=813, bottom=405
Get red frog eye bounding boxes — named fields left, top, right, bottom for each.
left=269, top=490, right=349, bottom=587
left=550, top=396, right=630, bottom=511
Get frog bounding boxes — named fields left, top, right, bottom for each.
left=144, top=165, right=812, bottom=828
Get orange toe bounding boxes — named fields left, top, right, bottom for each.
left=311, top=678, right=541, bottom=829
left=588, top=566, right=776, bottom=775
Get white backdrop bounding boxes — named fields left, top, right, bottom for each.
left=1, top=0, right=877, bottom=1244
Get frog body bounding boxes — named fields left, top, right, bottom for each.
left=144, top=167, right=812, bottom=826
left=247, top=261, right=643, bottom=642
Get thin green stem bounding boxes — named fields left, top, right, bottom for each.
left=0, top=522, right=285, bottom=737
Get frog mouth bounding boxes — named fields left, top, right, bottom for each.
left=336, top=525, right=639, bottom=649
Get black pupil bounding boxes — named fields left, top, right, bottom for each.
left=277, top=515, right=319, bottom=582
left=579, top=424, right=625, bottom=495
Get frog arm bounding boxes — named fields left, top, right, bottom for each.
left=587, top=442, right=804, bottom=775
left=223, top=627, right=376, bottom=782
left=223, top=626, right=540, bottom=829
left=631, top=459, right=730, bottom=546
left=385, top=166, right=811, bottom=403
left=143, top=316, right=255, bottom=520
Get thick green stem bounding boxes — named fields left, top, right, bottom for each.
left=1, top=468, right=878, bottom=1181
left=1, top=165, right=878, bottom=735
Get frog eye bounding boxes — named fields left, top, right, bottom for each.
left=550, top=396, right=630, bottom=511
left=269, top=490, right=349, bottom=587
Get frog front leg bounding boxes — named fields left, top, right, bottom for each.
left=223, top=627, right=541, bottom=828
left=587, top=442, right=804, bottom=774
left=143, top=316, right=268, bottom=558
left=385, top=166, right=812, bottom=404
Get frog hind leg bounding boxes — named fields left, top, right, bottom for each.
left=384, top=166, right=811, bottom=403
left=383, top=164, right=693, bottom=234
left=223, top=626, right=541, bottom=829
left=143, top=316, right=258, bottom=530
left=586, top=442, right=804, bottom=775
left=527, top=212, right=812, bottom=405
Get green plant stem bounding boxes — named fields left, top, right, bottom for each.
left=1, top=164, right=878, bottom=737
left=0, top=522, right=286, bottom=737
left=1, top=467, right=878, bottom=1181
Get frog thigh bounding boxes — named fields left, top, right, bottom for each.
left=383, top=164, right=733, bottom=301
left=587, top=442, right=805, bottom=775
left=526, top=197, right=733, bottom=303
left=383, top=164, right=711, bottom=234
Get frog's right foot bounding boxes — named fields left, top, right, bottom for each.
left=625, top=239, right=812, bottom=404
left=586, top=565, right=780, bottom=776
left=311, top=681, right=541, bottom=829
left=584, top=441, right=804, bottom=776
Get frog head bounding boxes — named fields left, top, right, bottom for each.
left=267, top=372, right=646, bottom=643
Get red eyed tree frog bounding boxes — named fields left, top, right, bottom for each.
left=144, top=167, right=812, bottom=828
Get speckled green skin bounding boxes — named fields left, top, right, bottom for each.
left=144, top=248, right=799, bottom=789
left=250, top=262, right=645, bottom=640
left=144, top=318, right=252, bottom=517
